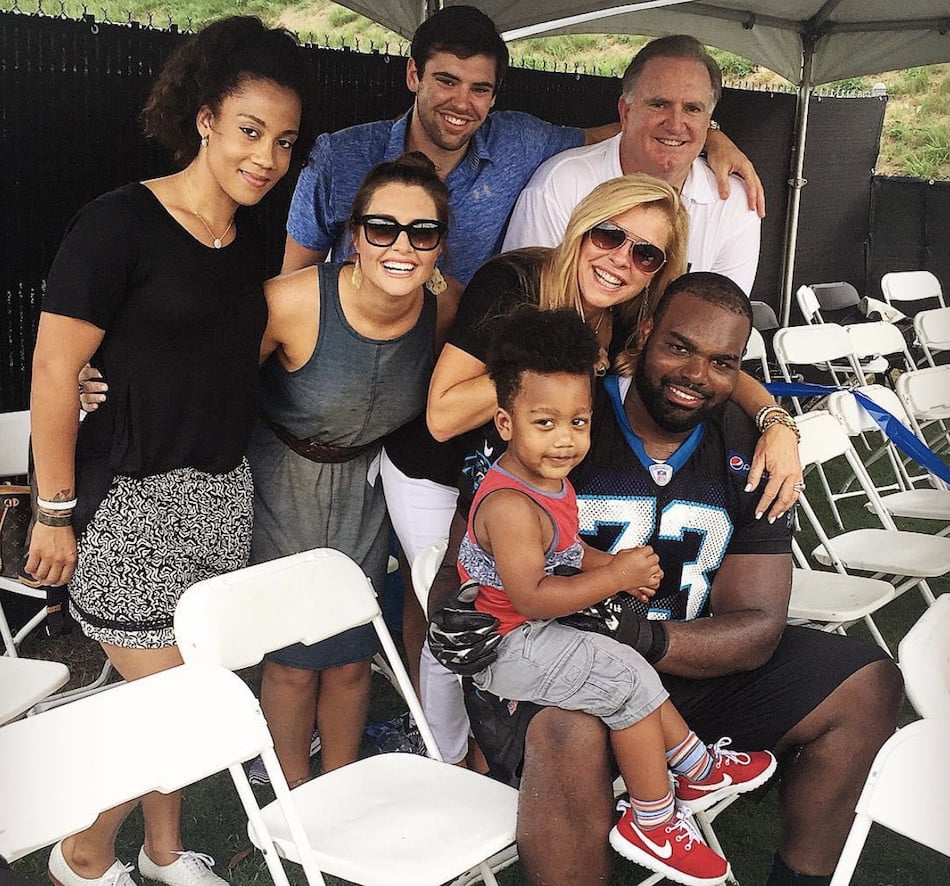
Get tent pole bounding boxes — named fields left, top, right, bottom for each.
left=422, top=0, right=441, bottom=22
left=779, top=35, right=816, bottom=327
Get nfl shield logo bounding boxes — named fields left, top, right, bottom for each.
left=649, top=462, right=673, bottom=486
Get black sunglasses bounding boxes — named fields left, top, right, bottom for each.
left=587, top=221, right=667, bottom=275
left=356, top=215, right=447, bottom=251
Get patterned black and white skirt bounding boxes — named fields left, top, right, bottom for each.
left=69, top=459, right=253, bottom=649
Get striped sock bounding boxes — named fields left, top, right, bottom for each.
left=631, top=790, right=676, bottom=830
left=666, top=730, right=714, bottom=782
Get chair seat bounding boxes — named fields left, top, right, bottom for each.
left=872, top=489, right=950, bottom=521
left=0, top=656, right=69, bottom=724
left=253, top=752, right=518, bottom=886
left=812, top=529, right=950, bottom=577
left=788, top=569, right=896, bottom=622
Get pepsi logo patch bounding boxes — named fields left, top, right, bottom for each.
left=728, top=451, right=751, bottom=476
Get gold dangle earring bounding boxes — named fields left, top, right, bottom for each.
left=351, top=255, right=363, bottom=289
left=427, top=266, right=447, bottom=296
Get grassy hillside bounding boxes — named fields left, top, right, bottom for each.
left=7, top=0, right=949, bottom=179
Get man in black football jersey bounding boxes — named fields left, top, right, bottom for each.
left=435, top=273, right=902, bottom=886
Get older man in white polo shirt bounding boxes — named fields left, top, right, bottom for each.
left=503, top=35, right=761, bottom=295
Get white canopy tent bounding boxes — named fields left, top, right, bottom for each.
left=331, top=1, right=950, bottom=324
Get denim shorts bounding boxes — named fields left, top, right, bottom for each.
left=473, top=619, right=668, bottom=731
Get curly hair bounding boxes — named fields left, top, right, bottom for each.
left=488, top=307, right=600, bottom=411
left=141, top=16, right=307, bottom=167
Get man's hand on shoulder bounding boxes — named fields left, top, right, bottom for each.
left=704, top=127, right=766, bottom=218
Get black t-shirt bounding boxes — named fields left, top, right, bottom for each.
left=43, top=183, right=267, bottom=478
left=571, top=375, right=792, bottom=622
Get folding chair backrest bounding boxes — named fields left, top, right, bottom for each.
left=742, top=327, right=771, bottom=382
left=175, top=548, right=379, bottom=670
left=750, top=300, right=779, bottom=332
left=914, top=306, right=950, bottom=366
left=795, top=411, right=853, bottom=467
left=175, top=548, right=444, bottom=761
left=826, top=385, right=911, bottom=437
left=796, top=285, right=822, bottom=324
left=773, top=323, right=859, bottom=368
left=829, top=719, right=950, bottom=885
left=0, top=664, right=274, bottom=862
left=410, top=539, right=449, bottom=611
left=845, top=321, right=914, bottom=367
left=812, top=282, right=861, bottom=312
left=0, top=411, right=30, bottom=479
left=898, top=594, right=950, bottom=719
left=896, top=365, right=950, bottom=419
left=881, top=270, right=945, bottom=308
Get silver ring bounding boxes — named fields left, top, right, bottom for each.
left=792, top=481, right=806, bottom=493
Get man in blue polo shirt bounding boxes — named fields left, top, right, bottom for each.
left=282, top=5, right=762, bottom=283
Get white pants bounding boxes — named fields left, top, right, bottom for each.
left=380, top=448, right=471, bottom=764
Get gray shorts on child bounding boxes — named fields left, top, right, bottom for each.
left=473, top=619, right=669, bottom=731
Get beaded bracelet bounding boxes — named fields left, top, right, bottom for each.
left=761, top=413, right=801, bottom=442
left=754, top=405, right=789, bottom=430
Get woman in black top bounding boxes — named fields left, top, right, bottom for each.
left=27, top=17, right=305, bottom=886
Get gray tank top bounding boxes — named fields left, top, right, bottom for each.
left=260, top=262, right=437, bottom=445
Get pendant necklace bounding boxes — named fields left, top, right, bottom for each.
left=184, top=173, right=233, bottom=249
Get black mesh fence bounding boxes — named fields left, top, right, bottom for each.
left=1, top=10, right=941, bottom=411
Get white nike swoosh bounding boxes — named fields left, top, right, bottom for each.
left=483, top=445, right=494, bottom=456
left=629, top=820, right=673, bottom=859
left=688, top=773, right=734, bottom=792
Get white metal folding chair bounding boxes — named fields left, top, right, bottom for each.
left=898, top=594, right=950, bottom=719
left=896, top=365, right=950, bottom=455
left=175, top=548, right=518, bottom=886
left=773, top=323, right=865, bottom=415
left=0, top=410, right=114, bottom=707
left=773, top=325, right=865, bottom=529
left=742, top=326, right=771, bottom=382
left=794, top=411, right=950, bottom=653
left=829, top=718, right=950, bottom=885
left=0, top=410, right=47, bottom=657
left=787, top=538, right=897, bottom=642
left=0, top=663, right=310, bottom=886
left=845, top=321, right=916, bottom=380
left=796, top=284, right=822, bottom=325
left=914, top=305, right=950, bottom=368
left=881, top=270, right=946, bottom=311
left=826, top=386, right=950, bottom=533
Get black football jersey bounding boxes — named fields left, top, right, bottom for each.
left=570, top=376, right=792, bottom=623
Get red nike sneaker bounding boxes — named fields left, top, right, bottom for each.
left=673, top=737, right=778, bottom=813
left=609, top=801, right=730, bottom=886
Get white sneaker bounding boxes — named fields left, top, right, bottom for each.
left=48, top=842, right=136, bottom=886
left=137, top=849, right=226, bottom=886
left=248, top=728, right=320, bottom=785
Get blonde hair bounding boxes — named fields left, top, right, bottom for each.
left=537, top=174, right=689, bottom=353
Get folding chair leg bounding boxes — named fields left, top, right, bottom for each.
left=0, top=606, right=17, bottom=657
left=861, top=615, right=892, bottom=657
left=30, top=660, right=116, bottom=713
left=815, top=464, right=845, bottom=531
left=828, top=813, right=872, bottom=885
left=917, top=579, right=937, bottom=606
